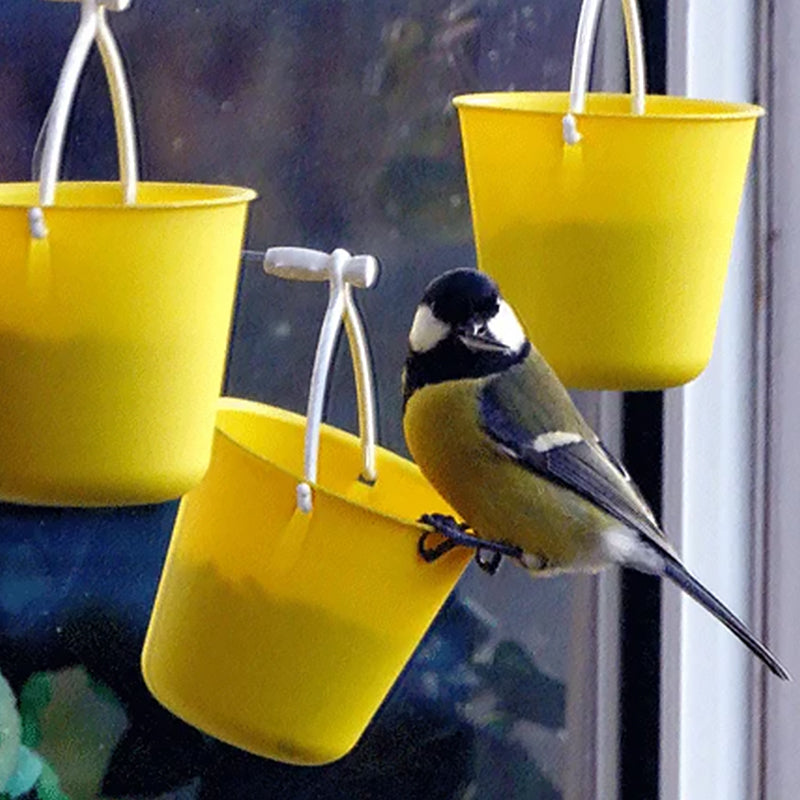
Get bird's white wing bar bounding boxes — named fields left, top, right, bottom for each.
left=532, top=431, right=584, bottom=453
left=479, top=382, right=662, bottom=542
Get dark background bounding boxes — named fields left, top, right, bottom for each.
left=0, top=2, right=597, bottom=798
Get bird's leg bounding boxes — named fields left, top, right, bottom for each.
left=417, top=513, right=523, bottom=575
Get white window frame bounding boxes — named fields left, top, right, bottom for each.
left=757, top=0, right=800, bottom=796
left=662, top=2, right=776, bottom=799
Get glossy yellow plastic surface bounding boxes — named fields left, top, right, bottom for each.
left=0, top=182, right=255, bottom=505
left=142, top=398, right=470, bottom=765
left=454, top=92, right=763, bottom=389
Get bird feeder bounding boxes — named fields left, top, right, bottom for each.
left=0, top=0, right=255, bottom=506
left=141, top=248, right=471, bottom=765
left=453, top=0, right=763, bottom=389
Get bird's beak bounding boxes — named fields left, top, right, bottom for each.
left=457, top=324, right=511, bottom=354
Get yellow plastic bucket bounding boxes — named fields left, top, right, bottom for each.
left=0, top=3, right=256, bottom=504
left=142, top=249, right=471, bottom=765
left=454, top=0, right=763, bottom=389
left=142, top=402, right=469, bottom=766
left=0, top=181, right=255, bottom=505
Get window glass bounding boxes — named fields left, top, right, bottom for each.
left=0, top=2, right=580, bottom=797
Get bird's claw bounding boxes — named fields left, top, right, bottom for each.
left=474, top=548, right=503, bottom=576
left=417, top=513, right=522, bottom=575
left=417, top=529, right=461, bottom=563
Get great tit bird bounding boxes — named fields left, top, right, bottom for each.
left=402, top=268, right=789, bottom=680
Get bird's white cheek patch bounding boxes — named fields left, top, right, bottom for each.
left=409, top=304, right=449, bottom=353
left=533, top=431, right=583, bottom=453
left=487, top=300, right=527, bottom=352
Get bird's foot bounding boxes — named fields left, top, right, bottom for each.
left=417, top=513, right=523, bottom=576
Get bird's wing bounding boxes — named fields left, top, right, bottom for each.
left=479, top=360, right=791, bottom=681
left=479, top=362, right=663, bottom=542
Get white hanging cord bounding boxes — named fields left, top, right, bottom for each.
left=301, top=260, right=347, bottom=506
left=260, top=247, right=380, bottom=513
left=343, top=281, right=378, bottom=484
left=37, top=1, right=97, bottom=208
left=96, top=4, right=138, bottom=203
left=567, top=0, right=604, bottom=121
left=621, top=0, right=646, bottom=116
left=563, top=0, right=647, bottom=145
left=31, top=0, right=137, bottom=237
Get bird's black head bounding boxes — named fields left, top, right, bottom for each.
left=403, top=268, right=530, bottom=405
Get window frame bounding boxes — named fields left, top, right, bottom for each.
left=758, top=0, right=800, bottom=796
left=663, top=2, right=767, bottom=799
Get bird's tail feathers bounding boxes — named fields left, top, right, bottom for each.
left=663, top=556, right=790, bottom=681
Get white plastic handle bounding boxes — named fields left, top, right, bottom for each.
left=258, top=247, right=380, bottom=513
left=562, top=0, right=646, bottom=145
left=30, top=0, right=137, bottom=238
left=264, top=246, right=379, bottom=289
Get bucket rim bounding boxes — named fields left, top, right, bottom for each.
left=452, top=91, right=765, bottom=121
left=0, top=181, right=257, bottom=210
left=213, top=396, right=446, bottom=533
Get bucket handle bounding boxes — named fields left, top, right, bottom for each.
left=29, top=0, right=138, bottom=239
left=246, top=247, right=380, bottom=514
left=562, top=0, right=646, bottom=144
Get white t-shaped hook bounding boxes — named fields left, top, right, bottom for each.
left=264, top=247, right=379, bottom=290
left=262, top=247, right=380, bottom=513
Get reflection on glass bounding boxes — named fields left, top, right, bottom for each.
left=0, top=2, right=580, bottom=797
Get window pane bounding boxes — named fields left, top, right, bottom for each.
left=1, top=2, right=581, bottom=798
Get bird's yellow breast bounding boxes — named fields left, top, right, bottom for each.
left=404, top=379, right=610, bottom=570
